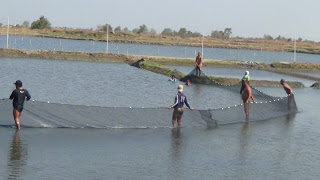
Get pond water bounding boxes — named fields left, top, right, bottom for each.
left=1, top=35, right=320, bottom=64
left=0, top=58, right=319, bottom=179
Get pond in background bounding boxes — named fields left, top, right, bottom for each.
left=1, top=35, right=320, bottom=63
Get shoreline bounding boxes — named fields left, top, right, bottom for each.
left=1, top=48, right=319, bottom=88
left=2, top=27, right=320, bottom=55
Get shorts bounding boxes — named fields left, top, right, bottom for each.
left=173, top=107, right=184, bottom=115
left=14, top=105, right=23, bottom=112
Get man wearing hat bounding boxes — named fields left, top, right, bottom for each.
left=168, top=85, right=193, bottom=128
left=9, top=80, right=31, bottom=129
left=240, top=71, right=250, bottom=94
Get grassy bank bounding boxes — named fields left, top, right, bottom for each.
left=137, top=60, right=304, bottom=88
left=2, top=27, right=320, bottom=55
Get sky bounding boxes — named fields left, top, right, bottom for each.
left=1, top=0, right=320, bottom=41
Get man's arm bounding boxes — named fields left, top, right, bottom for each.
left=250, top=95, right=257, bottom=103
left=168, top=95, right=178, bottom=109
left=9, top=90, right=15, bottom=100
left=25, top=90, right=31, bottom=101
left=184, top=96, right=193, bottom=110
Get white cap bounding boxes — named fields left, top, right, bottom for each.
left=245, top=71, right=249, bottom=75
left=177, top=85, right=183, bottom=93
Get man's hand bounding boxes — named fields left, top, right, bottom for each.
left=168, top=106, right=172, bottom=109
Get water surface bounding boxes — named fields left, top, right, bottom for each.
left=0, top=58, right=319, bottom=179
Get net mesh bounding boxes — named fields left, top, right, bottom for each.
left=180, top=67, right=297, bottom=126
left=0, top=67, right=298, bottom=128
left=0, top=99, right=206, bottom=128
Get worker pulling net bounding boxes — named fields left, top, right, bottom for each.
left=180, top=67, right=280, bottom=101
left=0, top=94, right=296, bottom=128
left=0, top=99, right=207, bottom=128
left=0, top=66, right=298, bottom=128
left=179, top=67, right=298, bottom=126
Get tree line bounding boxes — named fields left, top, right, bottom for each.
left=0, top=16, right=311, bottom=42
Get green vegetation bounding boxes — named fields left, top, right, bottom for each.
left=31, top=16, right=51, bottom=29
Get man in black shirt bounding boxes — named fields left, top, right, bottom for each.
left=9, top=80, right=31, bottom=129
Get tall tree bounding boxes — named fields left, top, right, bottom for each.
left=161, top=28, right=173, bottom=36
left=22, top=21, right=30, bottom=28
left=137, top=24, right=148, bottom=34
left=97, top=23, right=113, bottom=32
left=223, top=28, right=232, bottom=39
left=123, top=27, right=130, bottom=32
left=211, top=30, right=224, bottom=39
left=114, top=26, right=121, bottom=32
left=178, top=28, right=187, bottom=37
left=31, top=16, right=51, bottom=29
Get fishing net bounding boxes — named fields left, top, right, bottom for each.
left=0, top=67, right=297, bottom=128
left=180, top=67, right=298, bottom=126
left=0, top=99, right=206, bottom=128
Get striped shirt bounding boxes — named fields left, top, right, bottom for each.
left=170, top=92, right=190, bottom=108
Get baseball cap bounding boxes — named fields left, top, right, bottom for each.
left=14, top=80, right=22, bottom=86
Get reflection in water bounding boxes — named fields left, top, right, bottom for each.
left=168, top=128, right=183, bottom=179
left=7, top=130, right=28, bottom=179
left=277, top=113, right=297, bottom=161
left=239, top=122, right=250, bottom=161
left=285, top=113, right=296, bottom=126
left=237, top=122, right=251, bottom=179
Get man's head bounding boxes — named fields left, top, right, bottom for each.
left=245, top=71, right=249, bottom=75
left=280, top=79, right=285, bottom=85
left=198, top=52, right=201, bottom=56
left=14, top=80, right=22, bottom=87
left=171, top=75, right=175, bottom=79
left=177, top=85, right=183, bottom=93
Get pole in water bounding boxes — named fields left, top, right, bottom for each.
left=202, top=32, right=204, bottom=57
left=293, top=35, right=297, bottom=62
left=106, top=24, right=109, bottom=53
left=6, top=17, right=9, bottom=48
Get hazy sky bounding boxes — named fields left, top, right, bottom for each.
left=1, top=0, right=320, bottom=41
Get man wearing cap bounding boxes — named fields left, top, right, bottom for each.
left=168, top=85, right=193, bottom=128
left=9, top=80, right=31, bottom=129
left=240, top=71, right=250, bottom=94
left=242, top=80, right=257, bottom=121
